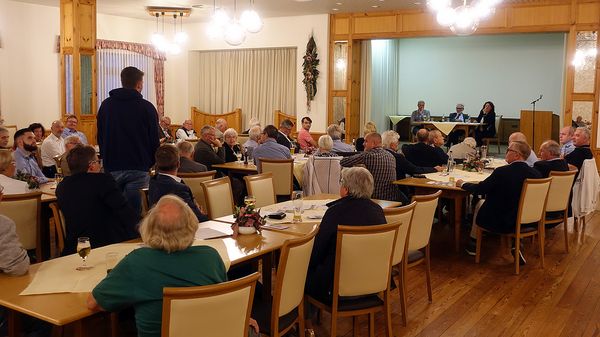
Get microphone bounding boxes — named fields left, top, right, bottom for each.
left=530, top=95, right=543, bottom=105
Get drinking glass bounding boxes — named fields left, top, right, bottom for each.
left=76, top=237, right=92, bottom=271
left=235, top=151, right=243, bottom=162
left=292, top=191, right=303, bottom=223
left=480, top=145, right=488, bottom=159
left=244, top=195, right=256, bottom=207
left=290, top=147, right=296, bottom=155
left=54, top=173, right=63, bottom=186
left=105, top=252, right=119, bottom=274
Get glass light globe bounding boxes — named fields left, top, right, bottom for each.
left=225, top=21, right=246, bottom=46
left=450, top=5, right=479, bottom=36
left=240, top=9, right=263, bottom=33
left=174, top=31, right=188, bottom=44
left=335, top=58, right=346, bottom=70
left=213, top=8, right=230, bottom=27
left=436, top=7, right=456, bottom=26
left=151, top=33, right=168, bottom=51
left=473, top=1, right=494, bottom=19
left=168, top=43, right=182, bottom=55
left=427, top=0, right=451, bottom=12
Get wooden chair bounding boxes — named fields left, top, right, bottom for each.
left=139, top=188, right=150, bottom=217
left=243, top=172, right=276, bottom=208
left=201, top=176, right=236, bottom=219
left=162, top=272, right=260, bottom=337
left=482, top=115, right=502, bottom=154
left=259, top=158, right=294, bottom=199
left=48, top=202, right=66, bottom=256
left=0, top=192, right=43, bottom=262
left=177, top=170, right=217, bottom=211
left=545, top=170, right=577, bottom=253
left=475, top=177, right=552, bottom=275
left=306, top=222, right=401, bottom=337
left=254, top=228, right=318, bottom=336
left=383, top=201, right=416, bottom=326
left=407, top=191, right=441, bottom=304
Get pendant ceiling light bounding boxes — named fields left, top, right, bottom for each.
left=147, top=7, right=190, bottom=55
left=428, top=0, right=501, bottom=36
left=207, top=0, right=263, bottom=46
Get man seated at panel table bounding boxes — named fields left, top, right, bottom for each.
left=410, top=100, right=431, bottom=135
left=88, top=195, right=260, bottom=337
left=40, top=120, right=65, bottom=178
left=565, top=127, right=593, bottom=175
left=13, top=128, right=49, bottom=184
left=341, top=132, right=408, bottom=203
left=177, top=141, right=207, bottom=173
left=57, top=145, right=140, bottom=255
left=253, top=125, right=292, bottom=171
left=533, top=140, right=569, bottom=178
left=446, top=103, right=470, bottom=146
left=402, top=129, right=448, bottom=168
left=149, top=144, right=208, bottom=222
left=305, top=167, right=386, bottom=304
left=457, top=141, right=541, bottom=264
left=508, top=132, right=538, bottom=166
left=327, top=123, right=353, bottom=153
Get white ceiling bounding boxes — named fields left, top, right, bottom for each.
left=13, top=0, right=426, bottom=22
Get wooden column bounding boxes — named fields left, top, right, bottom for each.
left=60, top=0, right=97, bottom=145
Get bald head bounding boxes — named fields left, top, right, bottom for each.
left=509, top=132, right=527, bottom=144
left=559, top=126, right=575, bottom=145
left=416, top=129, right=429, bottom=143
left=364, top=132, right=382, bottom=151
left=51, top=120, right=64, bottom=137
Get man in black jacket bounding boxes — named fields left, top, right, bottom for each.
left=565, top=127, right=593, bottom=176
left=402, top=129, right=448, bottom=167
left=533, top=140, right=569, bottom=178
left=149, top=145, right=208, bottom=222
left=276, top=119, right=298, bottom=151
left=97, top=66, right=160, bottom=215
left=177, top=141, right=207, bottom=173
left=57, top=146, right=140, bottom=255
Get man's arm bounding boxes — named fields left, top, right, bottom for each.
left=340, top=152, right=365, bottom=168
left=0, top=216, right=30, bottom=276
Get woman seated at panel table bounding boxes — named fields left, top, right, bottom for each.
left=0, top=150, right=29, bottom=195
left=474, top=101, right=496, bottom=147
left=88, top=195, right=260, bottom=337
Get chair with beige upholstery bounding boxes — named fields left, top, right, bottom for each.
left=162, top=272, right=260, bottom=337
left=177, top=170, right=217, bottom=211
left=259, top=158, right=294, bottom=200
left=0, top=192, right=43, bottom=261
left=253, top=228, right=318, bottom=336
left=545, top=170, right=577, bottom=253
left=48, top=202, right=66, bottom=256
left=482, top=115, right=502, bottom=154
left=201, top=176, right=236, bottom=219
left=406, top=191, right=441, bottom=304
left=475, top=177, right=552, bottom=275
left=383, top=201, right=416, bottom=326
left=244, top=172, right=276, bottom=208
left=306, top=222, right=401, bottom=337
left=139, top=188, right=150, bottom=217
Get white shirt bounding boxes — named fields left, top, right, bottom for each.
left=0, top=174, right=30, bottom=195
left=176, top=128, right=198, bottom=141
left=40, top=134, right=66, bottom=167
left=159, top=172, right=182, bottom=183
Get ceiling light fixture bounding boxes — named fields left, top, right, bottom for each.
left=207, top=0, right=262, bottom=46
left=147, top=7, right=191, bottom=55
left=427, top=0, right=501, bottom=36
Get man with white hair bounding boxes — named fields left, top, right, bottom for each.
left=565, top=127, right=593, bottom=173
left=177, top=141, right=207, bottom=173
left=40, top=120, right=65, bottom=177
left=327, top=124, right=353, bottom=153
left=447, top=103, right=470, bottom=146
left=449, top=137, right=477, bottom=161
left=559, top=126, right=575, bottom=156
left=508, top=132, right=538, bottom=166
left=533, top=140, right=568, bottom=178
left=244, top=125, right=261, bottom=157
left=158, top=116, right=173, bottom=143
left=176, top=120, right=197, bottom=141
left=381, top=130, right=441, bottom=183
left=214, top=118, right=228, bottom=142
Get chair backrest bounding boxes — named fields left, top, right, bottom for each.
left=178, top=170, right=217, bottom=211
left=140, top=188, right=149, bottom=217
left=243, top=172, right=276, bottom=208
left=384, top=201, right=416, bottom=266
left=259, top=158, right=294, bottom=197
left=303, top=156, right=342, bottom=195
left=408, top=190, right=441, bottom=251
left=334, top=222, right=400, bottom=297
left=201, top=176, right=236, bottom=219
left=517, top=177, right=552, bottom=225
left=162, top=272, right=260, bottom=337
left=273, top=228, right=318, bottom=322
left=495, top=115, right=503, bottom=134
left=0, top=192, right=42, bottom=258
left=48, top=202, right=66, bottom=254
left=546, top=170, right=577, bottom=212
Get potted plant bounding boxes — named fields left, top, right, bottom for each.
left=232, top=203, right=265, bottom=236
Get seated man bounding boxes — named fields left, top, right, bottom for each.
left=534, top=140, right=569, bottom=178
left=40, top=120, right=65, bottom=178
left=158, top=116, right=174, bottom=144
left=13, top=128, right=49, bottom=184
left=410, top=100, right=431, bottom=135
left=176, top=119, right=197, bottom=141
left=193, top=126, right=226, bottom=171
left=508, top=132, right=538, bottom=166
left=305, top=167, right=386, bottom=304
left=402, top=129, right=448, bottom=167
left=297, top=117, right=318, bottom=152
left=0, top=127, right=10, bottom=150
left=57, top=135, right=83, bottom=176
left=243, top=125, right=261, bottom=159
left=177, top=141, right=207, bottom=173
left=449, top=137, right=477, bottom=162
left=276, top=119, right=298, bottom=151
left=341, top=132, right=407, bottom=203
left=559, top=126, right=575, bottom=157
left=56, top=145, right=139, bottom=255
left=446, top=103, right=469, bottom=146
left=253, top=125, right=292, bottom=171
left=458, top=141, right=541, bottom=262
left=382, top=130, right=441, bottom=181
left=429, top=130, right=449, bottom=163
left=327, top=123, right=353, bottom=153
left=62, top=115, right=88, bottom=144
left=565, top=127, right=593, bottom=175
left=149, top=144, right=208, bottom=222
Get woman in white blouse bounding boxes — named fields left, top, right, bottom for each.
left=0, top=150, right=29, bottom=194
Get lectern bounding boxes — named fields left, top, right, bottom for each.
left=520, top=110, right=559, bottom=152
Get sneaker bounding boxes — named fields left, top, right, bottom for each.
left=465, top=238, right=477, bottom=256
left=511, top=247, right=526, bottom=266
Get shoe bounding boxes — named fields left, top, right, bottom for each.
left=511, top=247, right=526, bottom=266
left=465, top=238, right=476, bottom=256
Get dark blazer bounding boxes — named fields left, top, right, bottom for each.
left=179, top=157, right=207, bottom=173
left=306, top=196, right=386, bottom=303
left=224, top=143, right=242, bottom=163
left=193, top=139, right=225, bottom=170
left=56, top=173, right=140, bottom=255
left=476, top=111, right=496, bottom=137
left=276, top=131, right=298, bottom=152
left=385, top=148, right=437, bottom=180
left=449, top=112, right=469, bottom=122
left=148, top=174, right=208, bottom=222
left=533, top=158, right=569, bottom=178
left=402, top=142, right=448, bottom=167
left=565, top=145, right=593, bottom=172
left=461, top=161, right=541, bottom=234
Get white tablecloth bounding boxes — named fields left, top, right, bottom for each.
left=425, top=170, right=490, bottom=184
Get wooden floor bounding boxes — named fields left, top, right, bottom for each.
left=312, top=214, right=600, bottom=337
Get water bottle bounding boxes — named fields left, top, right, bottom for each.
left=480, top=145, right=487, bottom=159
left=447, top=151, right=454, bottom=173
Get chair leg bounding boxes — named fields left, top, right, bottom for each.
left=574, top=217, right=579, bottom=232
left=582, top=216, right=587, bottom=233
left=397, top=264, right=408, bottom=326
left=331, top=309, right=337, bottom=337
left=539, top=225, right=545, bottom=269
left=353, top=316, right=359, bottom=337
left=425, top=245, right=433, bottom=303
left=383, top=291, right=393, bottom=337
left=110, top=312, right=119, bottom=337
left=514, top=237, right=521, bottom=275
left=298, top=300, right=306, bottom=337
left=563, top=211, right=569, bottom=253
left=475, top=227, right=483, bottom=263
left=369, top=312, right=375, bottom=337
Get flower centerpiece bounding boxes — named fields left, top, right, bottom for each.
left=15, top=170, right=40, bottom=189
left=232, top=202, right=265, bottom=236
left=462, top=153, right=485, bottom=172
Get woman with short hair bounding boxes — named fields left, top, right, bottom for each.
left=223, top=128, right=242, bottom=162
left=314, top=135, right=337, bottom=157
left=0, top=150, right=29, bottom=194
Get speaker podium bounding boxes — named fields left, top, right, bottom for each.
left=520, top=110, right=559, bottom=152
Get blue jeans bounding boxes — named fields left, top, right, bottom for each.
left=110, top=170, right=149, bottom=216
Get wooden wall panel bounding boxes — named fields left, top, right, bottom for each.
left=401, top=12, right=439, bottom=32
left=354, top=15, right=397, bottom=34
left=61, top=3, right=73, bottom=48
left=334, top=17, right=350, bottom=35
left=79, top=118, right=97, bottom=145
left=78, top=3, right=95, bottom=49
left=478, top=7, right=509, bottom=28
left=511, top=5, right=571, bottom=27
left=577, top=2, right=600, bottom=24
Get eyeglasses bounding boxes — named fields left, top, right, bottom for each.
left=506, top=148, right=517, bottom=154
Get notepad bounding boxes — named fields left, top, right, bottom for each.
left=195, top=228, right=232, bottom=240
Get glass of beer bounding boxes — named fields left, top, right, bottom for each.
left=290, top=147, right=295, bottom=155
left=76, top=237, right=92, bottom=271
left=292, top=191, right=303, bottom=223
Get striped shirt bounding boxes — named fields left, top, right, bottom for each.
left=340, top=147, right=400, bottom=201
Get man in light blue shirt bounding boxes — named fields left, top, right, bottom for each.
left=62, top=115, right=88, bottom=144
left=13, top=128, right=49, bottom=184
left=559, top=126, right=575, bottom=157
left=253, top=125, right=292, bottom=171
left=410, top=100, right=431, bottom=135
left=327, top=124, right=353, bottom=153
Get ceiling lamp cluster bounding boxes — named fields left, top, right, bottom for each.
left=147, top=7, right=191, bottom=55
left=427, top=0, right=501, bottom=36
left=206, top=0, right=263, bottom=46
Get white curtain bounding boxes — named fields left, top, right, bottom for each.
left=97, top=49, right=156, bottom=106
left=192, top=47, right=296, bottom=130
left=360, top=41, right=372, bottom=135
